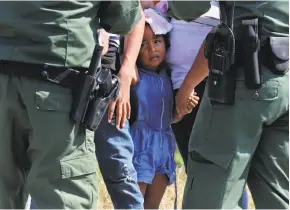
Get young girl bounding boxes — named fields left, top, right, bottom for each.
left=130, top=9, right=199, bottom=209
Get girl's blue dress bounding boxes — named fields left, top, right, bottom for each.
left=130, top=67, right=176, bottom=185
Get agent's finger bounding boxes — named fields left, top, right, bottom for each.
left=120, top=104, right=127, bottom=129
left=108, top=101, right=116, bottom=122
left=188, top=96, right=200, bottom=102
left=115, top=101, right=123, bottom=129
left=189, top=98, right=199, bottom=105
left=126, top=103, right=131, bottom=120
left=187, top=101, right=197, bottom=109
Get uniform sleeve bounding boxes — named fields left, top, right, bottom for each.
left=98, top=1, right=142, bottom=35
left=167, top=1, right=212, bottom=22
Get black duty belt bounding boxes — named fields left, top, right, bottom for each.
left=0, top=60, right=88, bottom=90
left=101, top=45, right=119, bottom=73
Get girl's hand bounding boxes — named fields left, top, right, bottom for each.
left=186, top=93, right=199, bottom=109
left=176, top=88, right=199, bottom=116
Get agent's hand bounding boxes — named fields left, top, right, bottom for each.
left=172, top=112, right=184, bottom=124
left=97, top=28, right=109, bottom=55
left=108, top=70, right=132, bottom=129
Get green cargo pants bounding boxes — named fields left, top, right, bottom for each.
left=183, top=66, right=289, bottom=209
left=0, top=73, right=98, bottom=209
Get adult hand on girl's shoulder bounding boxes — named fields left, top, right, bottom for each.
left=108, top=70, right=133, bottom=129
left=175, top=87, right=199, bottom=116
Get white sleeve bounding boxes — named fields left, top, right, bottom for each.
left=193, top=0, right=220, bottom=26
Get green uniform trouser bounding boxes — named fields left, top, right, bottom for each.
left=0, top=74, right=98, bottom=209
left=183, top=66, right=289, bottom=209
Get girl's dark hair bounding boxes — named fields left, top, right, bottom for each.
left=137, top=23, right=171, bottom=69
left=144, top=23, right=171, bottom=51
left=162, top=31, right=171, bottom=52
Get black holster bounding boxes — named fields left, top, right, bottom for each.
left=205, top=23, right=236, bottom=105
left=83, top=69, right=119, bottom=131
left=70, top=39, right=119, bottom=131
left=204, top=1, right=237, bottom=105
left=237, top=18, right=262, bottom=89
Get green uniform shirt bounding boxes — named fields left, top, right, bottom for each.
left=0, top=1, right=142, bottom=68
left=168, top=1, right=289, bottom=37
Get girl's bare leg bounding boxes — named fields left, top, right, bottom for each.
left=144, top=174, right=168, bottom=209
left=138, top=182, right=147, bottom=197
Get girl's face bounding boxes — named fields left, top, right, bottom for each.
left=139, top=25, right=166, bottom=70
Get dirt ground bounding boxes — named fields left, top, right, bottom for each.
left=97, top=166, right=255, bottom=209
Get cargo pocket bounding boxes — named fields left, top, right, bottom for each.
left=59, top=154, right=97, bottom=208
left=60, top=155, right=96, bottom=179
left=234, top=79, right=279, bottom=115
left=234, top=79, right=279, bottom=103
left=250, top=80, right=279, bottom=101
left=34, top=88, right=88, bottom=149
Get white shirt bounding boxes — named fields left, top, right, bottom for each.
left=166, top=0, right=220, bottom=90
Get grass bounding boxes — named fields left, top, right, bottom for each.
left=96, top=150, right=255, bottom=209
left=86, top=117, right=255, bottom=209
